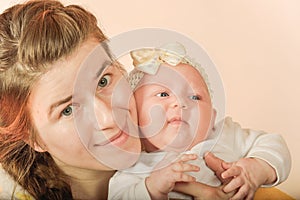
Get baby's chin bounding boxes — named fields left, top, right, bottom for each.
left=162, top=131, right=196, bottom=152
left=158, top=140, right=193, bottom=153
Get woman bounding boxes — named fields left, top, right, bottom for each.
left=0, top=0, right=141, bottom=199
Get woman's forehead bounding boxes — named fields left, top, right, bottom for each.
left=29, top=42, right=112, bottom=115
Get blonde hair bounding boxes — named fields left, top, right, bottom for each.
left=0, top=0, right=106, bottom=199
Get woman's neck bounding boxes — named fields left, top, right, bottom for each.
left=53, top=157, right=116, bottom=200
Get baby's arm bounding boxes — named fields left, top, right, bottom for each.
left=108, top=153, right=199, bottom=200
left=146, top=153, right=200, bottom=200
left=204, top=117, right=291, bottom=200
left=108, top=171, right=152, bottom=200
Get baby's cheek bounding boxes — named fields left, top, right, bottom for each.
left=137, top=110, right=150, bottom=126
left=140, top=105, right=163, bottom=126
left=138, top=104, right=166, bottom=139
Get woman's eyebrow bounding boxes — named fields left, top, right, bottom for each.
left=95, top=60, right=112, bottom=79
left=48, top=95, right=72, bottom=118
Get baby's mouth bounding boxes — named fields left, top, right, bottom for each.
left=168, top=116, right=187, bottom=126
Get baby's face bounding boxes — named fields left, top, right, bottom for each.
left=134, top=63, right=214, bottom=152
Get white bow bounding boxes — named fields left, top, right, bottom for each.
left=130, top=42, right=187, bottom=75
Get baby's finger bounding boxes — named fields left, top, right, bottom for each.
left=223, top=177, right=244, bottom=193
left=221, top=166, right=241, bottom=179
left=172, top=172, right=196, bottom=182
left=172, top=162, right=200, bottom=172
left=245, top=191, right=255, bottom=200
left=178, top=153, right=198, bottom=162
left=230, top=185, right=253, bottom=200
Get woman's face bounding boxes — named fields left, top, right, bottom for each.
left=28, top=39, right=141, bottom=170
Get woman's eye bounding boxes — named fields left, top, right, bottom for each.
left=98, top=74, right=111, bottom=88
left=156, top=92, right=169, bottom=97
left=61, top=105, right=73, bottom=117
left=189, top=95, right=201, bottom=100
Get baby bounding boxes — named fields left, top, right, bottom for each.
left=108, top=43, right=291, bottom=200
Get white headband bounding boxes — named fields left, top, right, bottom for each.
left=128, top=42, right=213, bottom=99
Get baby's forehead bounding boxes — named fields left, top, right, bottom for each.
left=136, top=63, right=208, bottom=92
left=172, top=63, right=204, bottom=78
left=140, top=63, right=206, bottom=84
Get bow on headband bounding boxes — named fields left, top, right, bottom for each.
left=129, top=42, right=213, bottom=98
left=130, top=42, right=187, bottom=75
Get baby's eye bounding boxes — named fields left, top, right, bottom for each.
left=189, top=95, right=201, bottom=100
left=98, top=74, right=111, bottom=88
left=156, top=92, right=169, bottom=97
left=61, top=105, right=73, bottom=117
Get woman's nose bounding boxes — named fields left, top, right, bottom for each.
left=94, top=97, right=115, bottom=130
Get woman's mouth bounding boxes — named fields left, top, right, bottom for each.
left=94, top=131, right=129, bottom=147
left=109, top=131, right=129, bottom=146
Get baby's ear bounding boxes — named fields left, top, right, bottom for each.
left=210, top=108, right=217, bottom=131
left=212, top=108, right=217, bottom=124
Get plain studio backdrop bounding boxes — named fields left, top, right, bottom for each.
left=1, top=0, right=299, bottom=198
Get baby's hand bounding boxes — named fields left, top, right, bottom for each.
left=221, top=157, right=277, bottom=200
left=146, top=153, right=200, bottom=200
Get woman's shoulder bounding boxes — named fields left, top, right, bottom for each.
left=0, top=165, right=34, bottom=200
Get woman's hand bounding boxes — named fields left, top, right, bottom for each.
left=174, top=182, right=235, bottom=200
left=204, top=152, right=232, bottom=184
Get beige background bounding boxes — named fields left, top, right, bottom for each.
left=1, top=0, right=299, bottom=198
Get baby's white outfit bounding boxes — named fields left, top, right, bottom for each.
left=108, top=117, right=291, bottom=200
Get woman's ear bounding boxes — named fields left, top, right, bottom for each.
left=32, top=142, right=47, bottom=152
left=24, top=136, right=47, bottom=152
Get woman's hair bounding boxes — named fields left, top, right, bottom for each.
left=0, top=0, right=107, bottom=199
